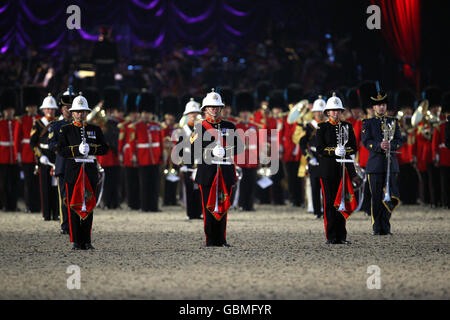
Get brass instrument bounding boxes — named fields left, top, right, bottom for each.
left=335, top=123, right=350, bottom=212
left=411, top=99, right=428, bottom=127
left=86, top=103, right=107, bottom=126
left=287, top=99, right=311, bottom=125
left=382, top=118, right=395, bottom=202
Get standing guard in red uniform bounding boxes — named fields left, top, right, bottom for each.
left=283, top=84, right=304, bottom=207
left=160, top=94, right=180, bottom=206
left=432, top=92, right=450, bottom=209
left=14, top=86, right=42, bottom=212
left=0, top=88, right=20, bottom=212
left=235, top=91, right=259, bottom=211
left=133, top=91, right=163, bottom=212
left=118, top=90, right=140, bottom=210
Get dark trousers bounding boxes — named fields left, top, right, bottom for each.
left=368, top=173, right=398, bottom=234
left=360, top=179, right=372, bottom=215
left=239, top=167, right=257, bottom=211
left=163, top=179, right=178, bottom=206
left=439, top=166, right=450, bottom=208
left=285, top=161, right=304, bottom=206
left=139, top=165, right=160, bottom=212
left=419, top=170, right=430, bottom=204
left=398, top=163, right=419, bottom=204
left=0, top=164, right=19, bottom=211
left=39, top=165, right=59, bottom=220
left=199, top=184, right=232, bottom=246
left=22, top=163, right=41, bottom=212
left=271, top=166, right=285, bottom=205
left=310, top=176, right=322, bottom=217
left=125, top=167, right=140, bottom=210
left=183, top=174, right=202, bottom=219
left=57, top=176, right=69, bottom=232
left=65, top=182, right=94, bottom=246
left=320, top=178, right=347, bottom=241
left=103, top=166, right=120, bottom=209
left=427, top=163, right=441, bottom=207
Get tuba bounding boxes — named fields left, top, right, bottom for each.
left=287, top=99, right=310, bottom=125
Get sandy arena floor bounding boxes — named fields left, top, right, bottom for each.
left=0, top=204, right=448, bottom=300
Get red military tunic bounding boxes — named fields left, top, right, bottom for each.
left=0, top=118, right=18, bottom=164
left=281, top=116, right=301, bottom=163
left=235, top=121, right=259, bottom=168
left=132, top=120, right=163, bottom=166
left=14, top=114, right=41, bottom=163
left=397, top=130, right=415, bottom=165
left=118, top=121, right=136, bottom=167
left=414, top=122, right=434, bottom=172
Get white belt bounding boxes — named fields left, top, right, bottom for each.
left=0, top=141, right=13, bottom=147
left=22, top=139, right=30, bottom=144
left=40, top=143, right=49, bottom=149
left=72, top=155, right=96, bottom=163
left=247, top=145, right=257, bottom=150
left=123, top=143, right=130, bottom=150
left=137, top=142, right=160, bottom=148
left=439, top=143, right=446, bottom=148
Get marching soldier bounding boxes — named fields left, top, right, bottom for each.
left=362, top=83, right=403, bottom=235
left=267, top=90, right=285, bottom=205
left=14, top=86, right=42, bottom=212
left=0, top=88, right=20, bottom=212
left=176, top=98, right=203, bottom=219
left=283, top=84, right=304, bottom=207
left=432, top=92, right=450, bottom=209
left=30, top=93, right=59, bottom=221
left=57, top=94, right=108, bottom=250
left=299, top=96, right=326, bottom=219
left=414, top=87, right=442, bottom=207
left=396, top=88, right=420, bottom=205
left=133, top=90, right=163, bottom=212
left=118, top=90, right=141, bottom=210
left=96, top=86, right=121, bottom=209
left=234, top=90, right=259, bottom=211
left=192, top=89, right=242, bottom=247
left=160, top=94, right=180, bottom=206
left=48, top=87, right=75, bottom=234
left=316, top=93, right=358, bottom=244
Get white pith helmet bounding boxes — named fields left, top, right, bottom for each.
left=40, top=93, right=58, bottom=110
left=184, top=98, right=201, bottom=115
left=69, top=93, right=91, bottom=112
left=311, top=95, right=326, bottom=112
left=324, top=92, right=345, bottom=114
left=201, top=88, right=225, bottom=110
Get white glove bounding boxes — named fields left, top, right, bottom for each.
left=39, top=155, right=49, bottom=165
left=180, top=165, right=188, bottom=173
left=309, top=157, right=319, bottom=166
left=335, top=146, right=346, bottom=157
left=212, top=145, right=225, bottom=158
left=79, top=142, right=90, bottom=156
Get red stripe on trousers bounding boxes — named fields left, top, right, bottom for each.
left=66, top=183, right=73, bottom=243
left=199, top=185, right=207, bottom=245
left=320, top=178, right=328, bottom=240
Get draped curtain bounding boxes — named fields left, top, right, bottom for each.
left=371, top=0, right=422, bottom=90
left=0, top=0, right=265, bottom=54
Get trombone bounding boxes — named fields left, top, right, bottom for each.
left=382, top=118, right=395, bottom=202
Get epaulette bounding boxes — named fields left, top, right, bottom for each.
left=160, top=122, right=167, bottom=129
left=117, top=122, right=125, bottom=130
left=15, top=116, right=22, bottom=124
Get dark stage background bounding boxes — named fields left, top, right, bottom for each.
left=0, top=0, right=448, bottom=105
